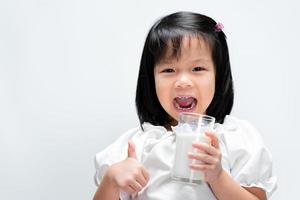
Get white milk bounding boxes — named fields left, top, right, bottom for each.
left=172, top=133, right=211, bottom=184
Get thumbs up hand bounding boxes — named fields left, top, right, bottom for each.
left=104, top=140, right=150, bottom=196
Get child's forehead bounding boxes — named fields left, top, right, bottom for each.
left=158, top=35, right=212, bottom=63
left=176, top=36, right=209, bottom=52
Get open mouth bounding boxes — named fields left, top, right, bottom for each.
left=173, top=96, right=197, bottom=112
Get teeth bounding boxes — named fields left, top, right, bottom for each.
left=177, top=96, right=191, bottom=100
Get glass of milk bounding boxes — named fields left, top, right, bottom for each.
left=172, top=112, right=215, bottom=184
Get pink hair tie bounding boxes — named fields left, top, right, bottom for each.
left=215, top=22, right=224, bottom=32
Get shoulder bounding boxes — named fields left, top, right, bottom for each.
left=217, top=115, right=260, bottom=134
left=95, top=126, right=142, bottom=164
left=95, top=122, right=167, bottom=164
left=216, top=115, right=265, bottom=147
left=216, top=115, right=270, bottom=166
left=101, top=126, right=142, bottom=147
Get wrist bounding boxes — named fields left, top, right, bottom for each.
left=102, top=167, right=120, bottom=192
left=94, top=167, right=120, bottom=200
left=208, top=169, right=225, bottom=186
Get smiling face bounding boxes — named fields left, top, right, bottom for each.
left=154, top=36, right=215, bottom=123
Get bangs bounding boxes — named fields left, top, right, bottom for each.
left=148, top=27, right=213, bottom=64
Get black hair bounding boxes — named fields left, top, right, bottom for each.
left=135, top=11, right=234, bottom=128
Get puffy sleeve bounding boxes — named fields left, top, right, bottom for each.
left=220, top=116, right=277, bottom=198
left=94, top=127, right=140, bottom=186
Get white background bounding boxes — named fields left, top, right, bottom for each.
left=0, top=0, right=299, bottom=199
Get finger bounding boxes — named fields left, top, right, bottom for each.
left=135, top=174, right=147, bottom=187
left=124, top=185, right=136, bottom=195
left=127, top=140, right=137, bottom=159
left=129, top=179, right=143, bottom=192
left=141, top=167, right=150, bottom=182
left=189, top=163, right=214, bottom=171
left=188, top=152, right=218, bottom=164
left=192, top=142, right=219, bottom=157
left=205, top=132, right=219, bottom=149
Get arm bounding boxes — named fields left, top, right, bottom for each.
left=209, top=169, right=267, bottom=200
left=93, top=172, right=120, bottom=200
left=189, top=132, right=267, bottom=200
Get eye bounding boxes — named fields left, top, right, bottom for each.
left=161, top=68, right=175, bottom=73
left=192, top=66, right=205, bottom=72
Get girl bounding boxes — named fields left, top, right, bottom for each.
left=93, top=11, right=277, bottom=200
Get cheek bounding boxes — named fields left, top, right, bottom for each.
left=198, top=76, right=215, bottom=104
left=207, top=77, right=216, bottom=104
left=155, top=77, right=172, bottom=108
left=155, top=79, right=168, bottom=100
left=208, top=78, right=215, bottom=97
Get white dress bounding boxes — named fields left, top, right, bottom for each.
left=94, top=115, right=277, bottom=200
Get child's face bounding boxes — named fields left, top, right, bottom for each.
left=154, top=36, right=215, bottom=123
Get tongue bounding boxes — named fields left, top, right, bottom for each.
left=176, top=97, right=194, bottom=107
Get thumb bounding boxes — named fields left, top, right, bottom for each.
left=127, top=140, right=137, bottom=159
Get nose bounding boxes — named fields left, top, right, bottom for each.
left=174, top=73, right=193, bottom=89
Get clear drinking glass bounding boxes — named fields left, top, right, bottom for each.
left=172, top=112, right=215, bottom=184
